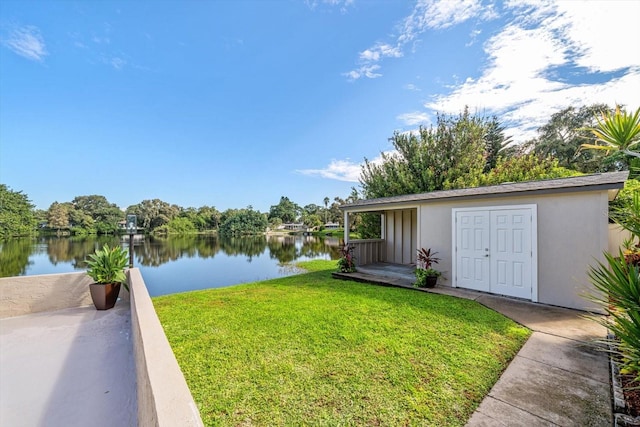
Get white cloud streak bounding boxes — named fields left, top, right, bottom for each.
left=296, top=159, right=361, bottom=182
left=345, top=0, right=491, bottom=80
left=343, top=64, right=382, bottom=81
left=297, top=151, right=398, bottom=183
left=306, top=0, right=354, bottom=13
left=1, top=24, right=47, bottom=61
left=396, top=111, right=431, bottom=126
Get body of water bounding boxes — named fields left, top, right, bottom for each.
left=0, top=234, right=341, bottom=296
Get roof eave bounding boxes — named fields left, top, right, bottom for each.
left=340, top=172, right=629, bottom=212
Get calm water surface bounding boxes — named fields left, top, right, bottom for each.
left=0, top=235, right=341, bottom=296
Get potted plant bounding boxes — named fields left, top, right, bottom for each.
left=85, top=244, right=129, bottom=310
left=337, top=243, right=357, bottom=273
left=415, top=247, right=441, bottom=288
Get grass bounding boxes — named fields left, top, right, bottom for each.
left=153, top=260, right=530, bottom=426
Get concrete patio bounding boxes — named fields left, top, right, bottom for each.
left=0, top=302, right=137, bottom=427
left=0, top=270, right=204, bottom=427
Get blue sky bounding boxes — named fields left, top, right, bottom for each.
left=1, top=0, right=639, bottom=213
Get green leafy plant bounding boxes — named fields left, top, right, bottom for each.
left=337, top=243, right=356, bottom=273
left=415, top=267, right=442, bottom=288
left=587, top=250, right=640, bottom=382
left=85, top=244, right=129, bottom=290
left=581, top=106, right=640, bottom=159
left=416, top=247, right=441, bottom=270
left=415, top=248, right=442, bottom=287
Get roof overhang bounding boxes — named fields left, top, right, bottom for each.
left=340, top=171, right=629, bottom=213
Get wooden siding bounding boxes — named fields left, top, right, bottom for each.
left=350, top=239, right=385, bottom=266
left=384, top=209, right=417, bottom=265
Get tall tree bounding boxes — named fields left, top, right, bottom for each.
left=197, top=205, right=221, bottom=230
left=531, top=104, right=614, bottom=173
left=360, top=108, right=490, bottom=198
left=126, top=199, right=179, bottom=231
left=323, top=196, right=330, bottom=224
left=0, top=185, right=36, bottom=238
left=268, top=196, right=300, bottom=224
left=484, top=116, right=512, bottom=173
left=220, top=207, right=268, bottom=235
left=72, top=195, right=123, bottom=234
left=47, top=202, right=70, bottom=235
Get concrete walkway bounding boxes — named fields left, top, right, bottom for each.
left=334, top=267, right=612, bottom=426
left=0, top=303, right=137, bottom=427
left=460, top=293, right=611, bottom=426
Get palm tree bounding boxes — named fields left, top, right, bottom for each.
left=582, top=106, right=640, bottom=159
left=323, top=197, right=330, bottom=224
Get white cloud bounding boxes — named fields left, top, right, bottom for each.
left=1, top=24, right=47, bottom=61
left=297, top=151, right=399, bottom=183
left=343, top=64, right=382, bottom=81
left=404, top=83, right=421, bottom=91
left=397, top=111, right=431, bottom=126
left=359, top=43, right=403, bottom=63
left=100, top=55, right=127, bottom=70
left=296, top=159, right=362, bottom=182
left=407, top=0, right=484, bottom=33
left=345, top=0, right=491, bottom=80
left=306, top=0, right=354, bottom=13
left=110, top=57, right=126, bottom=70
left=92, top=36, right=110, bottom=44
left=552, top=0, right=640, bottom=72
left=419, top=0, right=640, bottom=142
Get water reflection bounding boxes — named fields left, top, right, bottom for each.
left=0, top=234, right=341, bottom=295
left=0, top=239, right=33, bottom=277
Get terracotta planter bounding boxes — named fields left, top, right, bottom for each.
left=89, top=282, right=121, bottom=310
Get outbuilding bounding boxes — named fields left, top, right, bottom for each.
left=340, top=171, right=629, bottom=311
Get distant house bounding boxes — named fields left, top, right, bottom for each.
left=339, top=171, right=629, bottom=311
left=280, top=223, right=308, bottom=231
left=324, top=222, right=340, bottom=229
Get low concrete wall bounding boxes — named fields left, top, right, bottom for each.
left=0, top=272, right=94, bottom=318
left=128, top=268, right=203, bottom=427
left=609, top=223, right=633, bottom=254
left=1, top=270, right=202, bottom=426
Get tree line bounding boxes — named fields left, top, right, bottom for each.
left=0, top=191, right=352, bottom=239
left=2, top=103, right=637, bottom=240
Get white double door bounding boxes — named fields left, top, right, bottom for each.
left=454, top=206, right=536, bottom=300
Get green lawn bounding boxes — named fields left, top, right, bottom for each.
left=154, top=260, right=530, bottom=426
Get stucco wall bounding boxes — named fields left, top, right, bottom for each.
left=609, top=223, right=633, bottom=253
left=0, top=272, right=94, bottom=318
left=410, top=190, right=609, bottom=311
left=128, top=268, right=203, bottom=427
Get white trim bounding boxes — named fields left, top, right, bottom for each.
left=416, top=205, right=422, bottom=255
left=451, top=204, right=538, bottom=302
left=451, top=210, right=457, bottom=288
left=343, top=211, right=349, bottom=243
left=530, top=204, right=538, bottom=303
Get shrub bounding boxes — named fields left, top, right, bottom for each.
left=588, top=250, right=640, bottom=382
left=337, top=244, right=356, bottom=273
